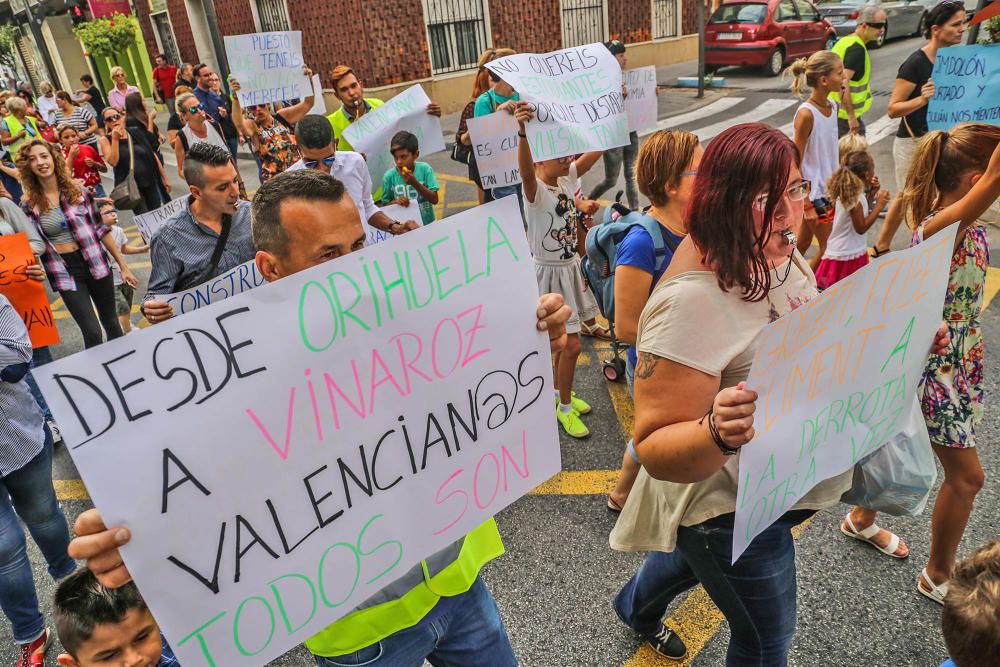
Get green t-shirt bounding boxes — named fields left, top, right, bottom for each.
left=473, top=89, right=519, bottom=118
left=381, top=161, right=439, bottom=225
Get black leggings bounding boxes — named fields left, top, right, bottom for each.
left=57, top=251, right=123, bottom=348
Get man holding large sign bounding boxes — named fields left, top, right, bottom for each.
left=484, top=43, right=629, bottom=161
left=61, top=171, right=570, bottom=666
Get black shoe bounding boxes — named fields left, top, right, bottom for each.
left=643, top=625, right=687, bottom=660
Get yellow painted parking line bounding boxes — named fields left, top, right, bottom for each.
left=433, top=180, right=447, bottom=221
left=446, top=200, right=480, bottom=208
left=529, top=470, right=618, bottom=495
left=54, top=480, right=89, bottom=500
left=437, top=173, right=473, bottom=185
left=984, top=267, right=1000, bottom=311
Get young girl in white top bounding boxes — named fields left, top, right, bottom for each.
left=786, top=51, right=845, bottom=270
left=814, top=151, right=890, bottom=289
left=515, top=102, right=603, bottom=439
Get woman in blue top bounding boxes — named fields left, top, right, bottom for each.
left=608, top=130, right=701, bottom=512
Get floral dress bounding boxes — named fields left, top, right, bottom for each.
left=912, top=218, right=988, bottom=448
left=256, top=115, right=300, bottom=182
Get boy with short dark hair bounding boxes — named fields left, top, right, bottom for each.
left=381, top=130, right=439, bottom=225
left=940, top=540, right=1000, bottom=667
left=53, top=568, right=178, bottom=667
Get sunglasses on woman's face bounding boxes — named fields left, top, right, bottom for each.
left=104, top=113, right=121, bottom=123
left=186, top=104, right=204, bottom=114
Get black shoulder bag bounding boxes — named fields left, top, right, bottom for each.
left=175, top=213, right=232, bottom=291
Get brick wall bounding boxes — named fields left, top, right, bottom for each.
left=608, top=0, right=652, bottom=43
left=213, top=0, right=256, bottom=37
left=166, top=0, right=199, bottom=64
left=133, top=4, right=160, bottom=65
left=682, top=0, right=700, bottom=35
left=488, top=0, right=561, bottom=53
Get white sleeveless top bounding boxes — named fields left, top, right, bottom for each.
left=826, top=194, right=869, bottom=259
left=181, top=122, right=229, bottom=152
left=797, top=100, right=839, bottom=201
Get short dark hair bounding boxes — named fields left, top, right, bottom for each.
left=54, top=568, right=149, bottom=656
left=390, top=130, right=418, bottom=154
left=296, top=114, right=335, bottom=150
left=156, top=53, right=167, bottom=61
left=604, top=39, right=626, bottom=55
left=252, top=170, right=346, bottom=257
left=80, top=74, right=93, bottom=85
left=184, top=143, right=233, bottom=188
left=193, top=63, right=208, bottom=79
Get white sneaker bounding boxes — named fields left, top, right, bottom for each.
left=47, top=420, right=62, bottom=444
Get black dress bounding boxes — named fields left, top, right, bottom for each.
left=113, top=126, right=164, bottom=214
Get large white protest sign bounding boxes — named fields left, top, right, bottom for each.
left=36, top=197, right=559, bottom=666
left=625, top=66, right=657, bottom=133
left=224, top=31, right=310, bottom=107
left=368, top=202, right=422, bottom=246
left=134, top=197, right=187, bottom=243
left=309, top=74, right=326, bottom=115
left=341, top=85, right=445, bottom=192
left=485, top=43, right=628, bottom=161
left=732, top=227, right=957, bottom=562
left=466, top=111, right=521, bottom=188
left=159, top=260, right=267, bottom=316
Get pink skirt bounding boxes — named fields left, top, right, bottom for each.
left=815, top=253, right=869, bottom=290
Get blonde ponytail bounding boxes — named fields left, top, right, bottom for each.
left=784, top=51, right=843, bottom=98
left=785, top=58, right=810, bottom=97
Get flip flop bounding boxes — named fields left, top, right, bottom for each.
left=918, top=568, right=949, bottom=605
left=840, top=514, right=908, bottom=559
left=581, top=321, right=611, bottom=340
left=607, top=496, right=623, bottom=514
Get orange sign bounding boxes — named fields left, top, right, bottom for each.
left=0, top=233, right=60, bottom=348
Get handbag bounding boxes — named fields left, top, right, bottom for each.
left=175, top=213, right=232, bottom=291
left=110, top=132, right=142, bottom=210
left=450, top=101, right=475, bottom=165
left=839, top=398, right=937, bottom=516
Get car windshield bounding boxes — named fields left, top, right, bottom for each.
left=709, top=3, right=768, bottom=23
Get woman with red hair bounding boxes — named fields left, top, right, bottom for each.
left=609, top=123, right=944, bottom=663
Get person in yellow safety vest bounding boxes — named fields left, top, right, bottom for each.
left=0, top=96, right=42, bottom=160
left=829, top=5, right=886, bottom=137
left=66, top=169, right=572, bottom=667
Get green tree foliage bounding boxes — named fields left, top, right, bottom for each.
left=0, top=25, right=18, bottom=72
left=72, top=14, right=137, bottom=58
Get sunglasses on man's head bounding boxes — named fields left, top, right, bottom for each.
left=304, top=155, right=337, bottom=170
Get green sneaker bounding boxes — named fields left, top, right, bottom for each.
left=554, top=392, right=591, bottom=415
left=556, top=406, right=590, bottom=438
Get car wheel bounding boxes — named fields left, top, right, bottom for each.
left=763, top=47, right=784, bottom=77
left=873, top=23, right=887, bottom=48
left=825, top=34, right=836, bottom=50
left=915, top=12, right=927, bottom=37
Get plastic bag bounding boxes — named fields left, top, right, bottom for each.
left=840, top=399, right=937, bottom=516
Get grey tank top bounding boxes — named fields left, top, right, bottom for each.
left=39, top=208, right=74, bottom=246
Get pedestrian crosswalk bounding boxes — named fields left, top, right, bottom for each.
left=693, top=98, right=798, bottom=142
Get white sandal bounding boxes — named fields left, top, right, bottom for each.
left=840, top=514, right=908, bottom=559
left=918, top=568, right=949, bottom=605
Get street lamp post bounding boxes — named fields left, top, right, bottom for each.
left=698, top=0, right=706, bottom=98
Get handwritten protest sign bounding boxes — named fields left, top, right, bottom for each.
left=341, top=85, right=445, bottom=192
left=367, top=202, right=422, bottom=246
left=466, top=111, right=521, bottom=188
left=485, top=43, right=628, bottom=161
left=625, top=66, right=657, bottom=133
left=36, top=197, right=560, bottom=667
left=134, top=197, right=187, bottom=243
left=0, top=233, right=59, bottom=348
left=159, top=260, right=266, bottom=316
left=224, top=31, right=310, bottom=107
left=310, top=74, right=326, bottom=115
left=732, top=227, right=957, bottom=562
left=927, top=44, right=1000, bottom=130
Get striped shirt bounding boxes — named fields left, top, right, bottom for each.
left=57, top=105, right=98, bottom=147
left=21, top=191, right=113, bottom=292
left=0, top=293, right=45, bottom=477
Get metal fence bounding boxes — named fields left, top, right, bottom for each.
left=151, top=14, right=181, bottom=67
left=561, top=0, right=606, bottom=47
left=424, top=0, right=489, bottom=74
left=255, top=0, right=291, bottom=33
left=652, top=0, right=679, bottom=38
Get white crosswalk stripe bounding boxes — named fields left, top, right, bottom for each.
left=864, top=114, right=900, bottom=145
left=693, top=98, right=798, bottom=142
left=644, top=97, right=745, bottom=135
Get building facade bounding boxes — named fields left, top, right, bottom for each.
left=134, top=0, right=701, bottom=112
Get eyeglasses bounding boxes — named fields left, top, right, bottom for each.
left=752, top=180, right=811, bottom=210
left=185, top=104, right=204, bottom=114
left=304, top=155, right=337, bottom=170
left=865, top=21, right=886, bottom=29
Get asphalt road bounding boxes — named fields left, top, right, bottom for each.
left=4, top=33, right=1000, bottom=666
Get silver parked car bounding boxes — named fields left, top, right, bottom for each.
left=816, top=0, right=926, bottom=47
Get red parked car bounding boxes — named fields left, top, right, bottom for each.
left=705, top=0, right=837, bottom=77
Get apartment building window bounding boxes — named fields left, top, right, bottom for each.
left=423, top=0, right=490, bottom=74
left=151, top=13, right=181, bottom=67
left=652, top=0, right=680, bottom=39
left=561, top=0, right=607, bottom=48
left=253, top=0, right=291, bottom=32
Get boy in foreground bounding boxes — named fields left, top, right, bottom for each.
left=381, top=130, right=439, bottom=225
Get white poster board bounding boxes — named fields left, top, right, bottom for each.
left=368, top=202, right=422, bottom=246
left=625, top=66, right=657, bottom=133
left=309, top=74, right=326, bottom=115
left=485, top=43, right=628, bottom=161
left=466, top=111, right=522, bottom=188
left=36, top=197, right=560, bottom=666
left=224, top=31, right=310, bottom=107
left=159, top=260, right=267, bottom=316
left=732, top=228, right=957, bottom=562
left=340, top=85, right=445, bottom=193
left=134, top=197, right=188, bottom=243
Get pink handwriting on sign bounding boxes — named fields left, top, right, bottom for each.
left=245, top=306, right=495, bottom=460
left=432, top=430, right=530, bottom=535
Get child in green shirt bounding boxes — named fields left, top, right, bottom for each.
left=381, top=130, right=440, bottom=225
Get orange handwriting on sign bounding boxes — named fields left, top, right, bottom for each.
left=0, top=233, right=60, bottom=348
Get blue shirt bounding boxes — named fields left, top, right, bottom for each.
left=159, top=634, right=180, bottom=665
left=473, top=89, right=519, bottom=118
left=616, top=220, right=684, bottom=367
left=939, top=660, right=955, bottom=667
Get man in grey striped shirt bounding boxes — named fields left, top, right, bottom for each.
left=0, top=293, right=76, bottom=666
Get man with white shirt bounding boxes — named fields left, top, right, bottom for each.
left=287, top=115, right=418, bottom=240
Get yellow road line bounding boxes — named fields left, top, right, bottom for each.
left=529, top=470, right=618, bottom=495
left=446, top=200, right=480, bottom=208
left=54, top=480, right=89, bottom=500
left=984, top=267, right=1000, bottom=311
left=437, top=173, right=473, bottom=185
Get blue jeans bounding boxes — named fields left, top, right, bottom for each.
left=1, top=170, right=23, bottom=202
left=615, top=512, right=806, bottom=666
left=315, top=577, right=517, bottom=667
left=0, top=427, right=76, bottom=643
left=226, top=136, right=239, bottom=161
left=25, top=346, right=53, bottom=423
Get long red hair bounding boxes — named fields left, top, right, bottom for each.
left=686, top=123, right=800, bottom=302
